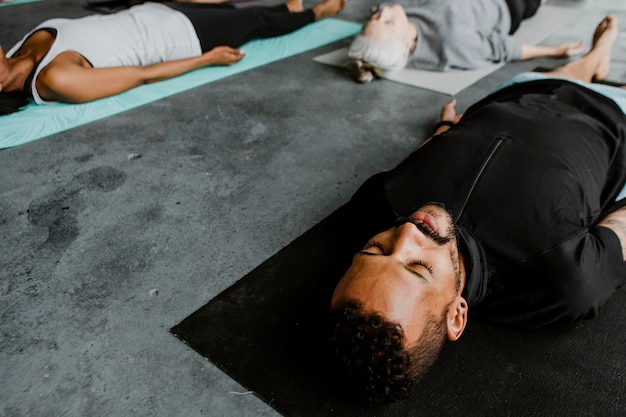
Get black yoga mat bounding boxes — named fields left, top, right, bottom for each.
left=171, top=202, right=626, bottom=417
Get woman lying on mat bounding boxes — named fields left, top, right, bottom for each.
left=0, top=0, right=344, bottom=114
left=347, top=0, right=585, bottom=83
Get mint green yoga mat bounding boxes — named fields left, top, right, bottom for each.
left=0, top=0, right=44, bottom=7
left=0, top=18, right=361, bottom=149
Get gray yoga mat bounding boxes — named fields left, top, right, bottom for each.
left=314, top=5, right=582, bottom=95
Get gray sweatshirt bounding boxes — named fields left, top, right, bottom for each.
left=382, top=0, right=522, bottom=71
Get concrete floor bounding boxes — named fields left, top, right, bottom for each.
left=1, top=0, right=625, bottom=416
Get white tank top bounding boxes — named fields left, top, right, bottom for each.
left=7, top=2, right=201, bottom=104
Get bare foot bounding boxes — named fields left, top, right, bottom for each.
left=312, top=0, right=345, bottom=20
left=286, top=0, right=303, bottom=13
left=590, top=14, right=618, bottom=80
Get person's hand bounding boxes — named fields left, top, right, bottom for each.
left=201, top=46, right=245, bottom=66
left=428, top=99, right=463, bottom=137
left=555, top=41, right=585, bottom=57
left=440, top=99, right=463, bottom=124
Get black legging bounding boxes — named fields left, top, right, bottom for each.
left=504, top=0, right=541, bottom=34
left=165, top=2, right=315, bottom=52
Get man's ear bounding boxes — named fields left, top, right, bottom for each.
left=446, top=296, right=468, bottom=341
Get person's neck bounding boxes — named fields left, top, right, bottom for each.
left=1, top=55, right=35, bottom=94
left=2, top=29, right=55, bottom=94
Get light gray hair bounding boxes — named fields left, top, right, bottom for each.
left=348, top=34, right=409, bottom=74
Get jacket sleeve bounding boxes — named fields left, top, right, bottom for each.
left=473, top=226, right=626, bottom=328
left=549, top=226, right=626, bottom=324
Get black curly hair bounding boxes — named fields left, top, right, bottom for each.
left=0, top=92, right=29, bottom=116
left=328, top=299, right=447, bottom=404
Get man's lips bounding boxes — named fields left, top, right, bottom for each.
left=409, top=211, right=440, bottom=235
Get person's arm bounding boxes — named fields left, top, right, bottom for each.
left=520, top=41, right=585, bottom=60
left=36, top=47, right=245, bottom=104
left=419, top=99, right=463, bottom=147
left=597, top=205, right=626, bottom=261
left=433, top=99, right=462, bottom=135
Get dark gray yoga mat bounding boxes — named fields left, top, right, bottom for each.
left=171, top=202, right=626, bottom=417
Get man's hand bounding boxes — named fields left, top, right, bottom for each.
left=201, top=46, right=246, bottom=66
left=432, top=99, right=463, bottom=136
left=440, top=98, right=463, bottom=125
left=419, top=99, right=464, bottom=148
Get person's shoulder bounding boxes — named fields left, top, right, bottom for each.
left=35, top=51, right=90, bottom=100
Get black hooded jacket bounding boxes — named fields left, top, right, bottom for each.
left=348, top=79, right=626, bottom=328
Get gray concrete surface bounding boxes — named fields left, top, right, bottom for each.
left=1, top=0, right=625, bottom=416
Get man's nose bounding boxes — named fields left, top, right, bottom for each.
left=390, top=222, right=422, bottom=254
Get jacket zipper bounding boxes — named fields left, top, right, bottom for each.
left=455, top=138, right=504, bottom=221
